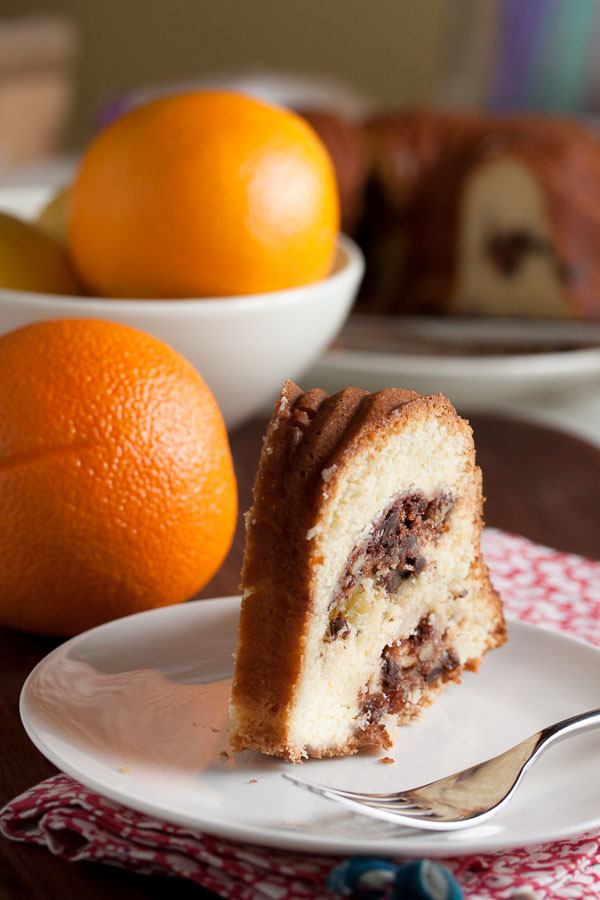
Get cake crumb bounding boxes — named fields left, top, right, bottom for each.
left=379, top=756, right=394, bottom=765
left=210, top=726, right=220, bottom=733
left=219, top=751, right=230, bottom=761
left=119, top=765, right=131, bottom=775
left=248, top=778, right=258, bottom=784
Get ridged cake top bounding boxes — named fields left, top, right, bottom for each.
left=258, top=381, right=421, bottom=502
left=247, top=381, right=464, bottom=549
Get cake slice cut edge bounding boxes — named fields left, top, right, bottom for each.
left=229, top=381, right=506, bottom=762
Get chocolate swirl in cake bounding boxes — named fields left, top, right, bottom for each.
left=327, top=491, right=455, bottom=640
left=358, top=616, right=461, bottom=744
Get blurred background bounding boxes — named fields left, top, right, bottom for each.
left=4, top=0, right=600, bottom=168
left=0, top=0, right=448, bottom=163
left=2, top=0, right=600, bottom=443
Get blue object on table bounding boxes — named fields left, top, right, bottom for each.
left=327, top=857, right=462, bottom=899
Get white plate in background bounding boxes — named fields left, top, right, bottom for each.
left=306, top=314, right=600, bottom=409
left=20, top=596, right=600, bottom=857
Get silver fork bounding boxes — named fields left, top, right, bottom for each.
left=283, top=707, right=600, bottom=831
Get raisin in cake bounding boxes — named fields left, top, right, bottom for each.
left=229, top=381, right=505, bottom=761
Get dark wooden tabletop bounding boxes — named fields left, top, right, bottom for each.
left=2, top=412, right=600, bottom=899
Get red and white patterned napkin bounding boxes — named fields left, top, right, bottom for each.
left=2, top=528, right=600, bottom=900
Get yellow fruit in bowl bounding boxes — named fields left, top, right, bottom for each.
left=0, top=211, right=79, bottom=295
left=68, top=90, right=340, bottom=299
left=0, top=318, right=238, bottom=636
left=36, top=185, right=71, bottom=245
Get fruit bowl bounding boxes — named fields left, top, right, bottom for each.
left=0, top=188, right=363, bottom=430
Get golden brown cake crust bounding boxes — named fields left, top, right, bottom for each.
left=230, top=382, right=506, bottom=760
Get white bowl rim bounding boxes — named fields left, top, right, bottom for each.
left=0, top=233, right=364, bottom=313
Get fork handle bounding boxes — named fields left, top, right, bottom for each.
left=535, top=707, right=600, bottom=757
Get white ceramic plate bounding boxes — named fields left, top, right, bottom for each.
left=306, top=314, right=600, bottom=409
left=20, top=597, right=600, bottom=857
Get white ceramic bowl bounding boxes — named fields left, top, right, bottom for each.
left=0, top=189, right=363, bottom=429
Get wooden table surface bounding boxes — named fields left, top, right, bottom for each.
left=2, top=412, right=600, bottom=899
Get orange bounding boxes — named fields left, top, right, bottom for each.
left=0, top=318, right=237, bottom=636
left=0, top=211, right=79, bottom=295
left=67, top=91, right=340, bottom=298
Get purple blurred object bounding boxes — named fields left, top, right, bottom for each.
left=490, top=0, right=552, bottom=110
left=96, top=95, right=131, bottom=129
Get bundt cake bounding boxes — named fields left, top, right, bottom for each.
left=373, top=112, right=600, bottom=320
left=229, top=381, right=506, bottom=762
left=303, top=108, right=600, bottom=320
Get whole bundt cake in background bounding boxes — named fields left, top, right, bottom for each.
left=300, top=108, right=600, bottom=320
left=229, top=381, right=506, bottom=762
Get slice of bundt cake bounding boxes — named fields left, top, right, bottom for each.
left=229, top=381, right=505, bottom=762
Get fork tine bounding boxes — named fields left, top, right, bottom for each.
left=282, top=773, right=366, bottom=800
left=283, top=773, right=417, bottom=804
left=284, top=775, right=484, bottom=830
left=350, top=798, right=429, bottom=813
left=356, top=799, right=436, bottom=815
left=283, top=774, right=460, bottom=826
left=361, top=803, right=442, bottom=819
left=283, top=775, right=436, bottom=814
left=314, top=793, right=451, bottom=828
left=283, top=774, right=393, bottom=805
left=329, top=795, right=464, bottom=825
